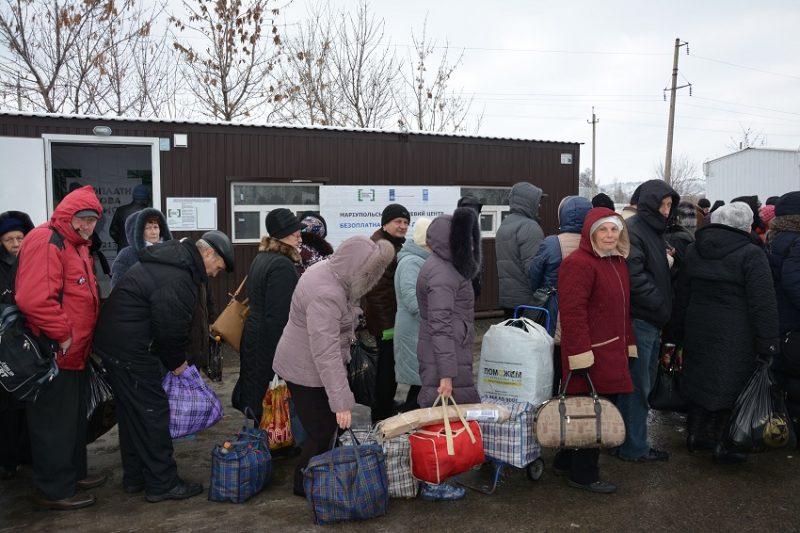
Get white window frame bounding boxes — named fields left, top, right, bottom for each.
left=230, top=182, right=320, bottom=244
left=459, top=186, right=511, bottom=237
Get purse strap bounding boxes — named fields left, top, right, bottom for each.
left=557, top=371, right=604, bottom=447
left=231, top=276, right=247, bottom=298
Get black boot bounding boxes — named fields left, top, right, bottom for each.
left=686, top=404, right=715, bottom=452
left=713, top=442, right=747, bottom=464
left=710, top=410, right=747, bottom=464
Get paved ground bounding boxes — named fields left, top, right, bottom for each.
left=2, top=320, right=799, bottom=532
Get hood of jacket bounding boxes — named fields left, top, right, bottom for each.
left=558, top=195, right=592, bottom=233
left=138, top=238, right=208, bottom=285
left=693, top=223, right=753, bottom=260
left=397, top=239, right=430, bottom=263
left=258, top=235, right=301, bottom=262
left=508, top=182, right=543, bottom=220
left=635, top=179, right=679, bottom=234
left=327, top=236, right=395, bottom=301
left=50, top=185, right=103, bottom=247
left=126, top=208, right=172, bottom=251
left=427, top=208, right=482, bottom=279
left=579, top=207, right=630, bottom=258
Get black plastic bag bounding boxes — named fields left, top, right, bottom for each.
left=86, top=356, right=116, bottom=444
left=726, top=361, right=795, bottom=452
left=648, top=344, right=688, bottom=412
left=347, top=341, right=378, bottom=407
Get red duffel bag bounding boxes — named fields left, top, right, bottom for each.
left=409, top=396, right=484, bottom=484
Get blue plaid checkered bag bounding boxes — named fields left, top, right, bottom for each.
left=209, top=408, right=273, bottom=503
left=163, top=365, right=224, bottom=439
left=480, top=400, right=540, bottom=468
left=303, top=429, right=389, bottom=525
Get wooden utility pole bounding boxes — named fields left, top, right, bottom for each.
left=664, top=38, right=691, bottom=185
left=587, top=107, right=599, bottom=194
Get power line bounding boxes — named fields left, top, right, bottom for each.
left=689, top=54, right=800, bottom=81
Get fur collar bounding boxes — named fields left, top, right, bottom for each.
left=258, top=236, right=301, bottom=263
left=766, top=215, right=800, bottom=246
left=450, top=207, right=482, bottom=280
left=349, top=239, right=395, bottom=301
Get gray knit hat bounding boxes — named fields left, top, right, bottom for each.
left=710, top=202, right=753, bottom=233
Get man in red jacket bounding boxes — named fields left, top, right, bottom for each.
left=15, top=186, right=107, bottom=510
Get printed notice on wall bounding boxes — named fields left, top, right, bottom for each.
left=166, top=197, right=217, bottom=231
left=320, top=186, right=461, bottom=248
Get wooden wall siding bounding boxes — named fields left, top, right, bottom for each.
left=0, top=114, right=578, bottom=311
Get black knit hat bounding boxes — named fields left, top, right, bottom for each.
left=766, top=196, right=780, bottom=206
left=266, top=208, right=303, bottom=239
left=697, top=198, right=711, bottom=209
left=381, top=203, right=410, bottom=226
left=776, top=191, right=800, bottom=217
left=591, top=193, right=615, bottom=210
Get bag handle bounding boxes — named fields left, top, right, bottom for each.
left=243, top=406, right=259, bottom=429
left=432, top=395, right=476, bottom=455
left=231, top=276, right=247, bottom=298
left=557, top=371, right=604, bottom=447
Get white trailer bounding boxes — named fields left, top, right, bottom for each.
left=703, top=147, right=800, bottom=202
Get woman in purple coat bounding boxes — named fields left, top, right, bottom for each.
left=415, top=207, right=482, bottom=501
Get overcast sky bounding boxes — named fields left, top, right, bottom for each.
left=302, top=0, right=800, bottom=186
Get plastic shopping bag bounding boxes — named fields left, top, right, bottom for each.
left=259, top=375, right=294, bottom=450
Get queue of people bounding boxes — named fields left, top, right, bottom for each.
left=3, top=182, right=800, bottom=512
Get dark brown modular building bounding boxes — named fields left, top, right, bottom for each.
left=0, top=111, right=579, bottom=312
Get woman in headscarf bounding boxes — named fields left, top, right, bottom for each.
left=0, top=210, right=35, bottom=479
left=556, top=207, right=636, bottom=494
left=297, top=213, right=334, bottom=272
left=676, top=202, right=779, bottom=463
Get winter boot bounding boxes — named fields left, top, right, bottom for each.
left=710, top=410, right=747, bottom=464
left=686, top=404, right=715, bottom=452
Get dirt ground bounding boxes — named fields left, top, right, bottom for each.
left=2, top=319, right=800, bottom=532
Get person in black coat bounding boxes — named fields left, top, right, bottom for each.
left=93, top=232, right=234, bottom=501
left=677, top=202, right=779, bottom=463
left=767, top=191, right=800, bottom=442
left=232, top=209, right=302, bottom=420
left=109, top=184, right=150, bottom=251
left=0, top=210, right=34, bottom=479
left=616, top=179, right=679, bottom=463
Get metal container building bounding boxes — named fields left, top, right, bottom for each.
left=0, top=111, right=580, bottom=312
left=703, top=147, right=800, bottom=202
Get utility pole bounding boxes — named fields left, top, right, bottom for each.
left=587, top=106, right=599, bottom=194
left=664, top=38, right=691, bottom=185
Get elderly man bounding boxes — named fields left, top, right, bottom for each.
left=15, top=186, right=106, bottom=510
left=93, top=231, right=234, bottom=502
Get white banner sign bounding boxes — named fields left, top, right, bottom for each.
left=166, top=197, right=218, bottom=231
left=320, top=186, right=462, bottom=248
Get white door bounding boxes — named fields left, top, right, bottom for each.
left=0, top=137, right=47, bottom=225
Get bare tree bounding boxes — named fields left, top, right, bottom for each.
left=726, top=124, right=767, bottom=152
left=579, top=167, right=597, bottom=198
left=396, top=18, right=479, bottom=133
left=332, top=1, right=398, bottom=129
left=655, top=154, right=704, bottom=198
left=171, top=0, right=281, bottom=121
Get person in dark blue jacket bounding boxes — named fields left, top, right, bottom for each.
left=529, top=196, right=592, bottom=394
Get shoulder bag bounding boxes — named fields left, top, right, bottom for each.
left=534, top=371, right=625, bottom=449
left=210, top=277, right=250, bottom=352
left=0, top=304, right=59, bottom=403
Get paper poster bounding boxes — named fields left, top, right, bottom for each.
left=166, top=197, right=218, bottom=231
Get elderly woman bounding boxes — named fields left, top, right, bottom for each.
left=677, top=202, right=779, bottom=463
left=272, top=236, right=394, bottom=497
left=415, top=207, right=482, bottom=501
left=556, top=207, right=636, bottom=494
left=233, top=209, right=303, bottom=419
left=111, top=208, right=172, bottom=287
left=393, top=217, right=432, bottom=412
left=297, top=213, right=334, bottom=272
left=0, top=210, right=35, bottom=479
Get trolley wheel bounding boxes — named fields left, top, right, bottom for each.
left=526, top=458, right=544, bottom=481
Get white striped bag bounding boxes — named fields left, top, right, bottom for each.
left=479, top=400, right=540, bottom=468
left=339, top=429, right=418, bottom=498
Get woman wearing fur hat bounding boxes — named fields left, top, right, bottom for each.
left=233, top=208, right=303, bottom=420
left=556, top=207, right=636, bottom=494
left=273, top=236, right=395, bottom=496
left=297, top=212, right=333, bottom=272
left=676, top=202, right=779, bottom=463
left=393, top=217, right=433, bottom=412
left=111, top=208, right=173, bottom=287
left=0, top=210, right=35, bottom=479
left=415, top=207, right=482, bottom=501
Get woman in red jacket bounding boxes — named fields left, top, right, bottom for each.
left=555, top=207, right=637, bottom=494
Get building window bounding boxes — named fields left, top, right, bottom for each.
left=460, top=186, right=511, bottom=237
left=231, top=183, right=320, bottom=243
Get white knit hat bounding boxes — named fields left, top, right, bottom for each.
left=711, top=202, right=753, bottom=233
left=412, top=217, right=433, bottom=246
left=590, top=215, right=623, bottom=236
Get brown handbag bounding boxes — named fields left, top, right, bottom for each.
left=534, top=372, right=626, bottom=449
left=210, top=277, right=250, bottom=352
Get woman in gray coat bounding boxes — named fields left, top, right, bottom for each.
left=415, top=207, right=482, bottom=501
left=393, top=217, right=432, bottom=411
left=272, top=236, right=394, bottom=496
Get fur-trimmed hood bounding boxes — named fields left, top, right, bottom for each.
left=258, top=235, right=301, bottom=262
left=427, top=207, right=482, bottom=280
left=328, top=236, right=395, bottom=301
left=766, top=214, right=800, bottom=246
left=125, top=208, right=173, bottom=251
